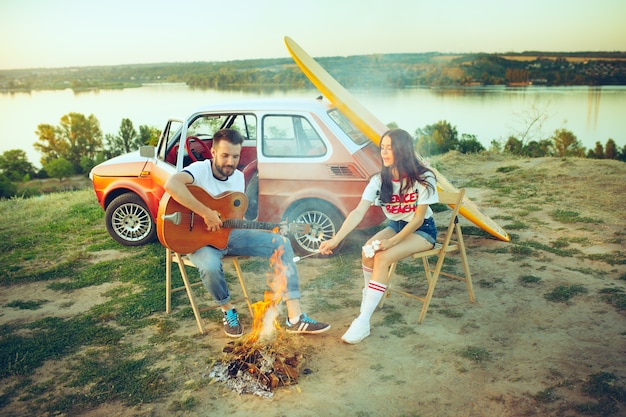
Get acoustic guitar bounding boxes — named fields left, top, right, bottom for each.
left=156, top=185, right=310, bottom=254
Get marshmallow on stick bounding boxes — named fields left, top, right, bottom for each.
left=362, top=240, right=381, bottom=258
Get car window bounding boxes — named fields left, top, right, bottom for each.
left=229, top=114, right=257, bottom=141
left=262, top=115, right=327, bottom=157
left=159, top=114, right=258, bottom=167
left=327, top=108, right=370, bottom=146
left=188, top=115, right=226, bottom=138
left=187, top=114, right=257, bottom=141
left=157, top=119, right=183, bottom=163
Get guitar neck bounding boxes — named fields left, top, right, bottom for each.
left=222, top=219, right=279, bottom=231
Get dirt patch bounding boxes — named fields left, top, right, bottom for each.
left=0, top=282, right=123, bottom=326
left=1, top=250, right=132, bottom=325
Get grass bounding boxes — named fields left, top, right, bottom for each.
left=495, top=165, right=520, bottom=173
left=551, top=209, right=602, bottom=224
left=517, top=239, right=581, bottom=257
left=573, top=372, right=626, bottom=415
left=438, top=308, right=464, bottom=318
left=544, top=285, right=588, bottom=303
left=1, top=155, right=625, bottom=416
left=532, top=388, right=559, bottom=403
left=0, top=189, right=112, bottom=283
left=1, top=188, right=384, bottom=414
left=530, top=371, right=626, bottom=414
left=587, top=251, right=626, bottom=266
left=4, top=300, right=48, bottom=310
left=377, top=309, right=416, bottom=338
left=0, top=189, right=182, bottom=414
left=599, top=288, right=626, bottom=310
left=519, top=275, right=542, bottom=286
left=0, top=315, right=124, bottom=378
left=457, top=346, right=491, bottom=363
left=502, top=219, right=528, bottom=230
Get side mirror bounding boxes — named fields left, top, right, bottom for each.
left=140, top=146, right=156, bottom=158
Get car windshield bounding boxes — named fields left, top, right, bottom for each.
left=327, top=108, right=370, bottom=146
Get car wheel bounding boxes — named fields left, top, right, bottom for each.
left=284, top=200, right=344, bottom=256
left=105, top=193, right=156, bottom=246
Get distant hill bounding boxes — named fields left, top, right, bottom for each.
left=2, top=51, right=625, bottom=93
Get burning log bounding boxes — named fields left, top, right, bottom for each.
left=204, top=245, right=308, bottom=397
left=206, top=339, right=306, bottom=398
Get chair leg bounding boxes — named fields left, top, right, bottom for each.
left=457, top=231, right=475, bottom=303
left=418, top=255, right=446, bottom=324
left=165, top=250, right=255, bottom=335
left=166, top=248, right=173, bottom=314
left=231, top=257, right=253, bottom=316
left=421, top=256, right=433, bottom=285
left=174, top=252, right=206, bottom=334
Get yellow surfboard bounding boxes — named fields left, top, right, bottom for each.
left=285, top=36, right=510, bottom=242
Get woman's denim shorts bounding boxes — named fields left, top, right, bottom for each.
left=388, top=217, right=437, bottom=245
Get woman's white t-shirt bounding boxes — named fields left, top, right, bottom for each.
left=183, top=159, right=245, bottom=195
left=362, top=173, right=438, bottom=222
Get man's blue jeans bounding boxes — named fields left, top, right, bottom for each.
left=187, top=229, right=301, bottom=306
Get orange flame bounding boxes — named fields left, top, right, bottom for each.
left=246, top=242, right=288, bottom=344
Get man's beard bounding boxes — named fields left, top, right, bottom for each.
left=214, top=162, right=235, bottom=179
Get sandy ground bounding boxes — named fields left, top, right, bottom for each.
left=2, top=154, right=625, bottom=417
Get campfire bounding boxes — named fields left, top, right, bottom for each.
left=205, top=244, right=308, bottom=398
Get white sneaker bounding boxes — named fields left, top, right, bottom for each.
left=341, top=318, right=370, bottom=344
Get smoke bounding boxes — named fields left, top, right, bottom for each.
left=259, top=305, right=279, bottom=342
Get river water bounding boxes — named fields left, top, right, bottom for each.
left=1, top=83, right=625, bottom=166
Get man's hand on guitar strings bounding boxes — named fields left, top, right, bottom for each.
left=202, top=208, right=223, bottom=232
left=278, top=220, right=289, bottom=235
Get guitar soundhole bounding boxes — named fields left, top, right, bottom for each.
left=233, top=199, right=242, bottom=207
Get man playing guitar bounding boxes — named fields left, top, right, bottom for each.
left=164, top=128, right=330, bottom=338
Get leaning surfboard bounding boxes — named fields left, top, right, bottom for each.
left=285, top=36, right=510, bottom=242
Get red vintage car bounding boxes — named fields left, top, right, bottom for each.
left=90, top=97, right=385, bottom=254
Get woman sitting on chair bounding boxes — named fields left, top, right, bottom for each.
left=319, top=128, right=438, bottom=344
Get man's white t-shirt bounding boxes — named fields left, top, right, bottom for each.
left=362, top=173, right=438, bottom=222
left=183, top=159, right=245, bottom=195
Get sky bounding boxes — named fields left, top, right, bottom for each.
left=1, top=0, right=625, bottom=70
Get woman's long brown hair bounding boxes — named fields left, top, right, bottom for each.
left=379, top=128, right=435, bottom=203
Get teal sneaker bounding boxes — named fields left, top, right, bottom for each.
left=286, top=313, right=330, bottom=334
left=223, top=308, right=243, bottom=338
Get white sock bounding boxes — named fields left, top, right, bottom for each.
left=358, top=280, right=387, bottom=322
left=362, top=264, right=373, bottom=289
left=360, top=265, right=374, bottom=313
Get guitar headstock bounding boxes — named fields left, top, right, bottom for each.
left=289, top=222, right=311, bottom=234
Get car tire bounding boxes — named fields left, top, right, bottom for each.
left=105, top=193, right=156, bottom=246
left=284, top=199, right=344, bottom=256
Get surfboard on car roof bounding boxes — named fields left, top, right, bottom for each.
left=284, top=36, right=509, bottom=242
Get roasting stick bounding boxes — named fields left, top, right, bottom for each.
left=293, top=250, right=320, bottom=263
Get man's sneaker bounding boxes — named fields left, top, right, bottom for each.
left=285, top=313, right=330, bottom=334
left=341, top=318, right=370, bottom=344
left=223, top=308, right=243, bottom=338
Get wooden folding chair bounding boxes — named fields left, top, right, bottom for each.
left=380, top=188, right=475, bottom=323
left=165, top=247, right=253, bottom=334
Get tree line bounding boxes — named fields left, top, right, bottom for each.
left=0, top=114, right=160, bottom=197
left=0, top=111, right=624, bottom=199
left=2, top=52, right=626, bottom=93
left=414, top=120, right=625, bottom=160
